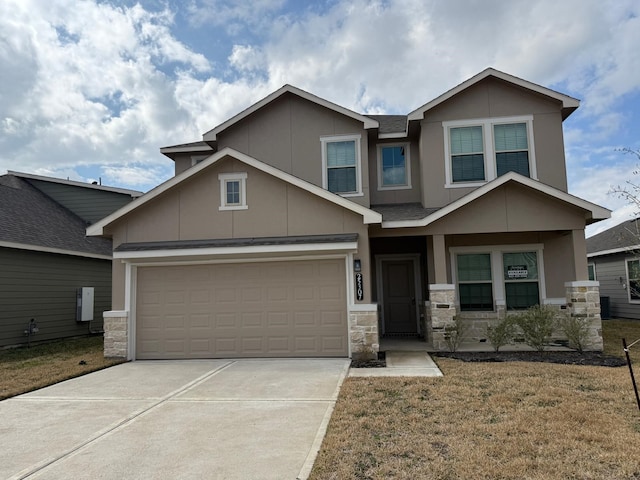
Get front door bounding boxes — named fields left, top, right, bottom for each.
left=381, top=259, right=418, bottom=335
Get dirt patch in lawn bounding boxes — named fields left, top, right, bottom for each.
left=434, top=350, right=628, bottom=367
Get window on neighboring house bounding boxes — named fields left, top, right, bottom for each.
left=494, top=123, right=530, bottom=177
left=587, top=263, right=596, bottom=281
left=218, top=173, right=247, bottom=210
left=503, top=251, right=540, bottom=310
left=450, top=126, right=485, bottom=183
left=626, top=259, right=640, bottom=302
left=378, top=144, right=411, bottom=189
left=444, top=116, right=535, bottom=187
left=456, top=253, right=493, bottom=311
left=321, top=135, right=362, bottom=196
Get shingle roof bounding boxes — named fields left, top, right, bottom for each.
left=587, top=218, right=640, bottom=255
left=366, top=115, right=408, bottom=134
left=372, top=203, right=440, bottom=222
left=0, top=174, right=112, bottom=257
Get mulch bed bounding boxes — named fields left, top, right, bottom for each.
left=351, top=350, right=628, bottom=368
left=434, top=350, right=628, bottom=367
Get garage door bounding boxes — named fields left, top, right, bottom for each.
left=135, top=259, right=348, bottom=359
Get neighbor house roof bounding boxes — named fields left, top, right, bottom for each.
left=587, top=218, right=640, bottom=257
left=87, top=147, right=383, bottom=237
left=8, top=171, right=143, bottom=197
left=379, top=172, right=610, bottom=228
left=407, top=68, right=580, bottom=122
left=202, top=85, right=379, bottom=141
left=0, top=174, right=112, bottom=259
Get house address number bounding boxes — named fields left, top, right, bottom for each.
left=355, top=273, right=363, bottom=301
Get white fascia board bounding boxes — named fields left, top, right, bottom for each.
left=7, top=170, right=143, bottom=197
left=588, top=245, right=640, bottom=258
left=0, top=240, right=112, bottom=260
left=407, top=68, right=580, bottom=121
left=381, top=172, right=610, bottom=229
left=203, top=85, right=378, bottom=141
left=114, top=241, right=359, bottom=260
left=160, top=144, right=214, bottom=154
left=88, top=147, right=382, bottom=236
left=378, top=132, right=408, bottom=139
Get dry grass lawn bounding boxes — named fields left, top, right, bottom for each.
left=0, top=336, right=122, bottom=400
left=310, top=320, right=640, bottom=480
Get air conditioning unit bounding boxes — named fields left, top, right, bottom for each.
left=76, top=287, right=94, bottom=322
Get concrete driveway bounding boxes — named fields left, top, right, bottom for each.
left=1, top=359, right=349, bottom=480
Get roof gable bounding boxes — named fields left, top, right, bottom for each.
left=407, top=68, right=580, bottom=122
left=87, top=147, right=382, bottom=236
left=202, top=85, right=379, bottom=141
left=381, top=172, right=610, bottom=229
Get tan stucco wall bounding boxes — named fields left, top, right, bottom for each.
left=107, top=157, right=373, bottom=306
left=215, top=93, right=371, bottom=208
left=418, top=77, right=568, bottom=209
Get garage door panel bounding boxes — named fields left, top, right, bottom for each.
left=136, top=259, right=347, bottom=359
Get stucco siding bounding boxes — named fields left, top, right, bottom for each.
left=0, top=248, right=111, bottom=347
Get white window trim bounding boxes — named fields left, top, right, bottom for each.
left=625, top=258, right=640, bottom=304
left=587, top=262, right=597, bottom=281
left=443, top=115, right=536, bottom=188
left=320, top=134, right=363, bottom=197
left=218, top=172, right=248, bottom=211
left=376, top=142, right=412, bottom=191
left=450, top=244, right=546, bottom=310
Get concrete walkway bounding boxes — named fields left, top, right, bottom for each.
left=349, top=351, right=443, bottom=377
left=1, top=359, right=349, bottom=480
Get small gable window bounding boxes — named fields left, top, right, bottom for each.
left=218, top=173, right=247, bottom=211
left=378, top=144, right=411, bottom=189
left=321, top=135, right=362, bottom=196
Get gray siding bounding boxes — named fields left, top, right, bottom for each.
left=0, top=248, right=111, bottom=347
left=592, top=254, right=640, bottom=320
left=26, top=179, right=135, bottom=224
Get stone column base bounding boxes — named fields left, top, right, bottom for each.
left=349, top=305, right=379, bottom=360
left=565, top=281, right=603, bottom=351
left=427, top=284, right=457, bottom=351
left=103, top=310, right=129, bottom=359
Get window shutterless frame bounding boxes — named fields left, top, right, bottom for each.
left=377, top=143, right=411, bottom=190
left=443, top=115, right=536, bottom=188
left=218, top=172, right=248, bottom=210
left=320, top=134, right=363, bottom=196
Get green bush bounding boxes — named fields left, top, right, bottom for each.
left=514, top=304, right=557, bottom=352
left=444, top=316, right=467, bottom=352
left=558, top=314, right=592, bottom=353
left=486, top=317, right=516, bottom=353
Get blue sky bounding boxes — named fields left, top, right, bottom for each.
left=1, top=0, right=639, bottom=236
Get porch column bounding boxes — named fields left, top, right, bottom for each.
left=571, top=229, right=589, bottom=281
left=426, top=284, right=457, bottom=351
left=565, top=281, right=603, bottom=351
left=432, top=234, right=448, bottom=284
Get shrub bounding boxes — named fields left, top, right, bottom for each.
left=444, top=316, right=466, bottom=352
left=513, top=304, right=557, bottom=352
left=558, top=314, right=592, bottom=353
left=486, top=317, right=516, bottom=353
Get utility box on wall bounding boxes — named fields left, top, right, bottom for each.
left=76, top=287, right=95, bottom=322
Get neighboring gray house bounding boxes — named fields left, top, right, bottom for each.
left=587, top=218, right=640, bottom=320
left=0, top=171, right=142, bottom=347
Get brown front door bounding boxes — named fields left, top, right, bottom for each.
left=382, top=259, right=418, bottom=335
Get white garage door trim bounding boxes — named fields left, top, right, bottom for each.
left=123, top=253, right=357, bottom=360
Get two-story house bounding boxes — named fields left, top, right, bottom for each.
left=90, top=68, right=609, bottom=360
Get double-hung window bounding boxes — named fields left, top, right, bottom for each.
left=626, top=259, right=640, bottom=302
left=457, top=253, right=493, bottom=311
left=321, top=135, right=362, bottom=196
left=444, top=116, right=535, bottom=187
left=218, top=172, right=247, bottom=210
left=378, top=143, right=411, bottom=189
left=503, top=252, right=539, bottom=310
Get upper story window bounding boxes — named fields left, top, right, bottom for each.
left=443, top=115, right=536, bottom=188
left=377, top=143, right=411, bottom=190
left=218, top=172, right=248, bottom=211
left=321, top=134, right=362, bottom=196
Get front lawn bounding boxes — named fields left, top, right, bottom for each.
left=0, top=336, right=122, bottom=400
left=310, top=320, right=640, bottom=479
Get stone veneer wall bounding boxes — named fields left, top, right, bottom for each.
left=349, top=306, right=379, bottom=360
left=565, top=281, right=603, bottom=351
left=426, top=285, right=457, bottom=351
left=103, top=311, right=129, bottom=359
